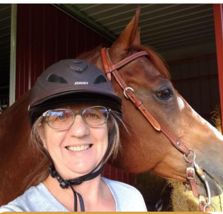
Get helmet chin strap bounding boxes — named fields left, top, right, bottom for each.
left=49, top=164, right=105, bottom=211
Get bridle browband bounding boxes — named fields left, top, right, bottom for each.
left=101, top=47, right=216, bottom=212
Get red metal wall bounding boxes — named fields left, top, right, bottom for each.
left=16, top=4, right=134, bottom=185
left=16, top=4, right=109, bottom=99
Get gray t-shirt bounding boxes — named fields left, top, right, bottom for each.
left=0, top=177, right=147, bottom=212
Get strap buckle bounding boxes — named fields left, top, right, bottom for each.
left=186, top=167, right=196, bottom=180
left=123, top=87, right=134, bottom=99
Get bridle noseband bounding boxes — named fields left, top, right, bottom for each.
left=101, top=47, right=216, bottom=212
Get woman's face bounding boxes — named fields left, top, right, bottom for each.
left=39, top=103, right=109, bottom=179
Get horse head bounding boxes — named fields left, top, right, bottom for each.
left=80, top=8, right=223, bottom=200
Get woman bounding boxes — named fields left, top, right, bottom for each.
left=0, top=59, right=147, bottom=212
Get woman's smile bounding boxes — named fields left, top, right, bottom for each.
left=66, top=144, right=93, bottom=152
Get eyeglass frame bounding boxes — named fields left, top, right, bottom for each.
left=41, top=106, right=111, bottom=131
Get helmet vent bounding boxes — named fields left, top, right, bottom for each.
left=93, top=75, right=107, bottom=84
left=47, top=74, right=68, bottom=84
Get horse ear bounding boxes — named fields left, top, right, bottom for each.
left=132, top=27, right=141, bottom=46
left=110, top=7, right=141, bottom=61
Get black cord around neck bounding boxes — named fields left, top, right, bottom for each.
left=49, top=164, right=105, bottom=211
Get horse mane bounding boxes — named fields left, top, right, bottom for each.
left=78, top=45, right=103, bottom=61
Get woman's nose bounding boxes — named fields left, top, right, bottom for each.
left=68, top=115, right=89, bottom=137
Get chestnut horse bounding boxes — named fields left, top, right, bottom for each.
left=0, top=9, right=223, bottom=211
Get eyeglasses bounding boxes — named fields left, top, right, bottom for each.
left=42, top=106, right=111, bottom=130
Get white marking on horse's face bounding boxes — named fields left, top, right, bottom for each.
left=177, top=97, right=185, bottom=111
left=189, top=103, right=223, bottom=140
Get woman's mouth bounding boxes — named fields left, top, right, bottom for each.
left=66, top=144, right=92, bottom=152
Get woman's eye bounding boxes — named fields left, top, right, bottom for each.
left=57, top=114, right=66, bottom=120
left=88, top=113, right=99, bottom=119
left=156, top=88, right=173, bottom=100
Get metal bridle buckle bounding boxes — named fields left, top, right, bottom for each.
left=186, top=167, right=196, bottom=180
left=123, top=87, right=134, bottom=99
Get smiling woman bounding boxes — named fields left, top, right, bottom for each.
left=0, top=59, right=147, bottom=212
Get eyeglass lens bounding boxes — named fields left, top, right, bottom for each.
left=44, top=106, right=109, bottom=130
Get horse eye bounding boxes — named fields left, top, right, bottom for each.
left=156, top=88, right=173, bottom=100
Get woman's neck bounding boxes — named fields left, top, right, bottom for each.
left=43, top=175, right=115, bottom=211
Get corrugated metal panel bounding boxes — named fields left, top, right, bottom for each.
left=16, top=4, right=134, bottom=185
left=58, top=4, right=215, bottom=55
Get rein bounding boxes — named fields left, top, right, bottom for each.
left=101, top=47, right=216, bottom=212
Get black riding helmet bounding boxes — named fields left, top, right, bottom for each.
left=28, top=59, right=122, bottom=126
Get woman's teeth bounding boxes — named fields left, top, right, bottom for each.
left=66, top=145, right=90, bottom=152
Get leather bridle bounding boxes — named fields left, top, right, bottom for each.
left=101, top=47, right=216, bottom=212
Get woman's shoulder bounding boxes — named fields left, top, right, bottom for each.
left=0, top=183, right=46, bottom=212
left=0, top=183, right=68, bottom=212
